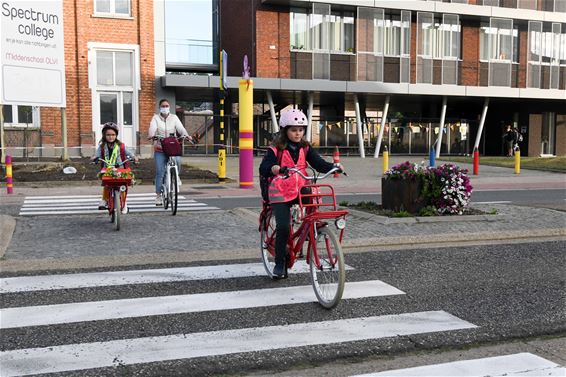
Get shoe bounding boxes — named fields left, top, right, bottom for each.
left=272, top=264, right=286, bottom=279
left=155, top=195, right=163, bottom=206
left=98, top=200, right=107, bottom=210
left=121, top=204, right=128, bottom=215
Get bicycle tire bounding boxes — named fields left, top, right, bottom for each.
left=170, top=168, right=178, bottom=215
left=260, top=207, right=277, bottom=278
left=162, top=177, right=169, bottom=210
left=309, top=226, right=345, bottom=309
left=113, top=191, right=121, bottom=231
left=109, top=192, right=115, bottom=223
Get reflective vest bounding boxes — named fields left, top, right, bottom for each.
left=268, top=146, right=309, bottom=203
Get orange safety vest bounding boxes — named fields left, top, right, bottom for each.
left=268, top=146, right=309, bottom=203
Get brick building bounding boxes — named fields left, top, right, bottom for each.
left=3, top=0, right=565, bottom=157
left=3, top=0, right=155, bottom=157
left=162, top=0, right=566, bottom=157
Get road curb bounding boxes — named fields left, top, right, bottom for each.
left=0, top=215, right=16, bottom=259
left=1, top=228, right=563, bottom=274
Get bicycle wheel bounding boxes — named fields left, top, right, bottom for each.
left=113, top=190, right=121, bottom=231
left=170, top=168, right=178, bottom=215
left=260, top=207, right=277, bottom=278
left=309, top=226, right=345, bottom=309
left=108, top=191, right=115, bottom=223
left=162, top=172, right=169, bottom=210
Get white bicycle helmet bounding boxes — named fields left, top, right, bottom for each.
left=279, top=109, right=307, bottom=128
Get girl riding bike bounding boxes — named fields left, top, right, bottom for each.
left=259, top=109, right=344, bottom=279
left=91, top=122, right=138, bottom=214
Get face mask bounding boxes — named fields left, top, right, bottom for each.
left=160, top=107, right=170, bottom=115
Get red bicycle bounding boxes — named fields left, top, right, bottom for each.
left=95, top=157, right=135, bottom=231
left=259, top=166, right=348, bottom=308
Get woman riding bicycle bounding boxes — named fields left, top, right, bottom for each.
left=92, top=122, right=138, bottom=213
left=259, top=109, right=344, bottom=279
left=148, top=99, right=193, bottom=206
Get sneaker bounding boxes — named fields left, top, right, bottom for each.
left=155, top=195, right=163, bottom=206
left=272, top=264, right=286, bottom=279
left=121, top=204, right=128, bottom=215
left=98, top=200, right=107, bottom=210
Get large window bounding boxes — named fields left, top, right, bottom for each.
left=480, top=21, right=519, bottom=63
left=2, top=105, right=38, bottom=127
left=165, top=0, right=218, bottom=66
left=290, top=8, right=354, bottom=53
left=418, top=15, right=461, bottom=59
left=94, top=0, right=130, bottom=16
left=528, top=22, right=565, bottom=88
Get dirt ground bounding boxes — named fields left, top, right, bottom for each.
left=4, top=158, right=220, bottom=185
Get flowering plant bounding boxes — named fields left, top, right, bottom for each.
left=98, top=167, right=135, bottom=181
left=384, top=161, right=427, bottom=180
left=422, top=163, right=473, bottom=215
left=384, top=161, right=473, bottom=215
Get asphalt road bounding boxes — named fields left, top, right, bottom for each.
left=198, top=188, right=566, bottom=210
left=1, top=240, right=564, bottom=376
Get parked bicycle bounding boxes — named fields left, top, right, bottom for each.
left=93, top=157, right=135, bottom=231
left=259, top=166, right=348, bottom=308
left=151, top=135, right=192, bottom=215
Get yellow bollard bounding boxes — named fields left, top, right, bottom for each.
left=382, top=146, right=389, bottom=174
left=514, top=147, right=520, bottom=174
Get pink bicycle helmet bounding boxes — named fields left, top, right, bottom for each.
left=279, top=109, right=307, bottom=128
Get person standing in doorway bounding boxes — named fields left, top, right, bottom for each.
left=502, top=125, right=516, bottom=157
left=148, top=99, right=192, bottom=206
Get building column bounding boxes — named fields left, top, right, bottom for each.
left=374, top=95, right=390, bottom=158
left=435, top=96, right=447, bottom=158
left=473, top=98, right=489, bottom=152
left=266, top=91, right=279, bottom=134
left=354, top=95, right=365, bottom=158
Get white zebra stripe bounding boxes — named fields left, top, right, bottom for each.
left=0, top=262, right=354, bottom=293
left=0, top=311, right=477, bottom=377
left=352, top=352, right=564, bottom=376
left=0, top=280, right=404, bottom=328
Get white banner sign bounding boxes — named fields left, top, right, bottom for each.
left=0, top=1, right=66, bottom=107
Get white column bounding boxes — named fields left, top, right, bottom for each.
left=266, top=91, right=279, bottom=134
left=307, top=92, right=314, bottom=142
left=435, top=96, right=447, bottom=159
left=374, top=95, right=390, bottom=158
left=354, top=95, right=365, bottom=158
left=474, top=98, right=490, bottom=151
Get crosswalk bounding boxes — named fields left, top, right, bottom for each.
left=18, top=193, right=219, bottom=216
left=0, top=260, right=559, bottom=376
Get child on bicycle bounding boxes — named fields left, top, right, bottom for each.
left=259, top=109, right=343, bottom=279
left=91, top=122, right=138, bottom=213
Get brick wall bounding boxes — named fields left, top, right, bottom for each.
left=256, top=10, right=290, bottom=78
left=461, top=19, right=480, bottom=86
left=40, top=0, right=155, bottom=155
left=555, top=114, right=566, bottom=156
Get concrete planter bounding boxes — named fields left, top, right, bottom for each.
left=381, top=177, right=426, bottom=214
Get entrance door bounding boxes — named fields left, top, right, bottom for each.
left=95, top=91, right=135, bottom=148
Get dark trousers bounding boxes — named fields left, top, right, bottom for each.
left=271, top=201, right=294, bottom=268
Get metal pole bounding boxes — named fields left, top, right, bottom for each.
left=0, top=104, right=5, bottom=164
left=374, top=95, right=390, bottom=158
left=354, top=94, right=365, bottom=158
left=239, top=78, right=254, bottom=189
left=435, top=96, right=447, bottom=159
left=307, top=92, right=314, bottom=142
left=266, top=91, right=279, bottom=133
left=474, top=98, right=490, bottom=151
left=61, top=108, right=68, bottom=160
left=218, top=94, right=226, bottom=182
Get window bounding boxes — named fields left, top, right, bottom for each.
left=528, top=22, right=564, bottom=65
left=96, top=51, right=133, bottom=86
left=290, top=8, right=355, bottom=53
left=2, top=105, right=37, bottom=127
left=291, top=9, right=310, bottom=50
left=165, top=0, right=218, bottom=66
left=384, top=14, right=401, bottom=56
left=480, top=21, right=519, bottom=63
left=94, top=0, right=130, bottom=16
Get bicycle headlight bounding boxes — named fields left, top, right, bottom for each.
left=335, top=218, right=346, bottom=230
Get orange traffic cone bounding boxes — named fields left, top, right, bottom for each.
left=333, top=146, right=340, bottom=178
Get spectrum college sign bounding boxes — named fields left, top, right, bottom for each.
left=0, top=1, right=66, bottom=107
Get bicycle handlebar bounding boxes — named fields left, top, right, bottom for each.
left=149, top=135, right=195, bottom=145
left=92, top=156, right=137, bottom=166
left=277, top=166, right=346, bottom=181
